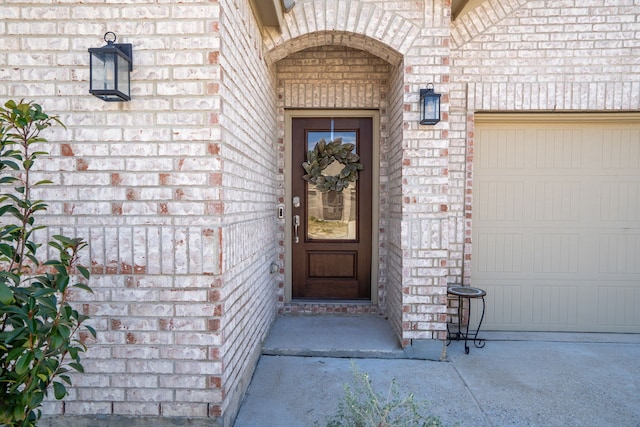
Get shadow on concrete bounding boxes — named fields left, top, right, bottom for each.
left=234, top=315, right=640, bottom=426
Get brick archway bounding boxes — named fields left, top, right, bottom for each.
left=263, top=0, right=419, bottom=66
left=265, top=30, right=404, bottom=67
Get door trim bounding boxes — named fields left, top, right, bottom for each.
left=284, top=110, right=380, bottom=303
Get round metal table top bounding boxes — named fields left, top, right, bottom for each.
left=447, top=286, right=486, bottom=298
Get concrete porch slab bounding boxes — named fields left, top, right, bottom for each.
left=261, top=314, right=406, bottom=358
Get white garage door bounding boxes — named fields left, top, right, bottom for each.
left=472, top=114, right=640, bottom=333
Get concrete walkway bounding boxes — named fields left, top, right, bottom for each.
left=233, top=315, right=640, bottom=426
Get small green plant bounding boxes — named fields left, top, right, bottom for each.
left=0, top=100, right=94, bottom=426
left=325, top=361, right=445, bottom=427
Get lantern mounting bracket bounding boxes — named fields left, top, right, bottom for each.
left=103, top=31, right=133, bottom=72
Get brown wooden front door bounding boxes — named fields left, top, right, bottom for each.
left=292, top=117, right=372, bottom=299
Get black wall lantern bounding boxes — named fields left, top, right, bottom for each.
left=88, top=32, right=133, bottom=102
left=419, top=83, right=441, bottom=125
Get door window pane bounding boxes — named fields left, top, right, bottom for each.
left=306, top=131, right=357, bottom=240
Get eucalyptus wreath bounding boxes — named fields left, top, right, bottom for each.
left=302, top=137, right=363, bottom=193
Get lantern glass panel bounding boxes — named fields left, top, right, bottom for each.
left=116, top=54, right=130, bottom=96
left=90, top=50, right=117, bottom=92
left=419, top=89, right=441, bottom=125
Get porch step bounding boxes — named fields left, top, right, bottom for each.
left=262, top=314, right=406, bottom=359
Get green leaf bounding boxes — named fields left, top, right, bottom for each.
left=68, top=362, right=84, bottom=373
left=0, top=281, right=14, bottom=304
left=73, top=283, right=93, bottom=293
left=52, top=235, right=73, bottom=245
left=53, top=382, right=67, bottom=400
left=4, top=326, right=27, bottom=344
left=32, top=286, right=56, bottom=297
left=0, top=206, right=20, bottom=220
left=57, top=324, right=71, bottom=339
left=29, top=391, right=45, bottom=411
left=0, top=174, right=18, bottom=182
left=55, top=274, right=69, bottom=291
left=15, top=352, right=33, bottom=375
left=13, top=405, right=24, bottom=422
left=67, top=346, right=79, bottom=360
left=3, top=159, right=20, bottom=170
left=84, top=324, right=97, bottom=338
left=26, top=253, right=40, bottom=265
left=47, top=241, right=62, bottom=251
left=3, top=304, right=29, bottom=317
left=59, top=374, right=72, bottom=385
left=25, top=240, right=39, bottom=254
left=77, top=265, right=90, bottom=280
left=49, top=334, right=63, bottom=350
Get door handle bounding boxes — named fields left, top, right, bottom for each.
left=293, top=214, right=300, bottom=243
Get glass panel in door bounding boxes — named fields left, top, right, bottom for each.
left=306, top=131, right=358, bottom=241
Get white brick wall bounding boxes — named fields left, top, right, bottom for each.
left=2, top=0, right=639, bottom=425
left=217, top=0, right=279, bottom=422
left=385, top=62, right=406, bottom=343
left=1, top=0, right=279, bottom=424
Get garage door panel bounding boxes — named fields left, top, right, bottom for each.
left=476, top=283, right=523, bottom=326
left=531, top=286, right=578, bottom=327
left=477, top=129, right=526, bottom=170
left=473, top=281, right=581, bottom=332
left=533, top=233, right=580, bottom=274
left=474, top=282, right=640, bottom=332
left=476, top=181, right=525, bottom=221
left=597, top=286, right=640, bottom=328
left=602, top=129, right=640, bottom=169
left=534, top=181, right=581, bottom=222
left=473, top=115, right=640, bottom=333
left=475, top=233, right=524, bottom=273
left=535, top=129, right=583, bottom=170
left=473, top=281, right=609, bottom=332
left=600, top=181, right=640, bottom=222
left=598, top=234, right=640, bottom=275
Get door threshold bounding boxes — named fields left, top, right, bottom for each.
left=282, top=300, right=380, bottom=316
left=292, top=299, right=372, bottom=304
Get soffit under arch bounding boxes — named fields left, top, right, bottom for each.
left=452, top=0, right=478, bottom=20
left=266, top=31, right=403, bottom=68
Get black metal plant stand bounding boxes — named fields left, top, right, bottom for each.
left=447, top=286, right=486, bottom=354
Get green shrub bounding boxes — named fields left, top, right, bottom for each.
left=325, top=361, right=446, bottom=427
left=0, top=100, right=94, bottom=426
